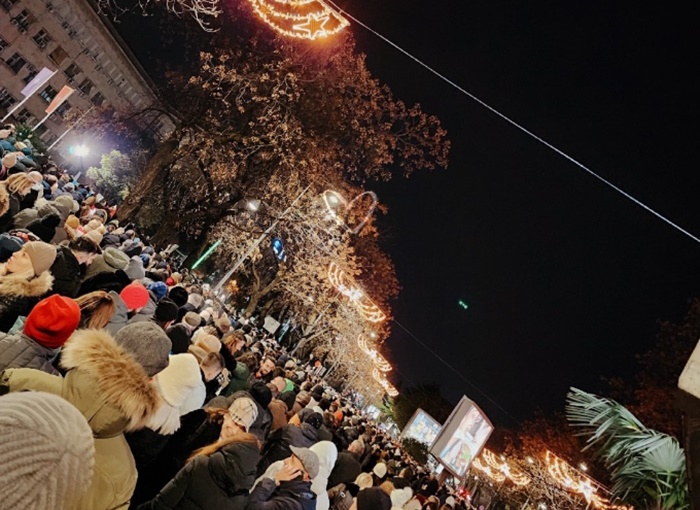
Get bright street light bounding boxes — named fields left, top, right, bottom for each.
left=73, top=144, right=89, bottom=157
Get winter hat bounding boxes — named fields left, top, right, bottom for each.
left=155, top=297, right=179, bottom=323
left=228, top=397, right=259, bottom=432
left=2, top=153, right=17, bottom=169
left=15, top=141, right=27, bottom=151
left=357, top=487, right=392, bottom=510
left=155, top=354, right=202, bottom=408
left=279, top=391, right=296, bottom=411
left=290, top=446, right=320, bottom=480
left=27, top=170, right=42, bottom=182
left=83, top=228, right=103, bottom=246
left=355, top=472, right=374, bottom=489
left=24, top=295, right=81, bottom=349
left=114, top=322, right=172, bottom=376
left=85, top=219, right=102, bottom=231
left=120, top=281, right=149, bottom=310
left=183, top=311, right=202, bottom=328
left=23, top=241, right=57, bottom=276
left=373, top=462, right=388, bottom=479
left=303, top=411, right=324, bottom=430
left=195, top=334, right=221, bottom=353
left=250, top=381, right=273, bottom=407
left=168, top=286, right=189, bottom=307
left=146, top=281, right=166, bottom=301
left=445, top=496, right=456, bottom=508
left=0, top=391, right=95, bottom=510
left=64, top=214, right=80, bottom=229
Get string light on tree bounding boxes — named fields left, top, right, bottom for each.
left=357, top=335, right=392, bottom=372
left=472, top=450, right=531, bottom=486
left=247, top=0, right=349, bottom=40
left=372, top=368, right=399, bottom=397
left=328, top=262, right=386, bottom=323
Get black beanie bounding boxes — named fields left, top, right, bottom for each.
left=155, top=297, right=179, bottom=322
left=168, top=286, right=189, bottom=307
left=357, top=488, right=391, bottom=510
left=278, top=390, right=296, bottom=410
left=250, top=381, right=272, bottom=408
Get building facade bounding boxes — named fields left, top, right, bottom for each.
left=0, top=0, right=173, bottom=147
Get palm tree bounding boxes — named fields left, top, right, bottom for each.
left=565, top=387, right=688, bottom=510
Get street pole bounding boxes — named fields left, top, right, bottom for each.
left=213, top=185, right=310, bottom=294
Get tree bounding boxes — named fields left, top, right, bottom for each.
left=388, top=383, right=453, bottom=430
left=86, top=149, right=145, bottom=204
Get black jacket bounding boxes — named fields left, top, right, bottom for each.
left=138, top=440, right=260, bottom=510
left=49, top=245, right=82, bottom=297
left=327, top=451, right=362, bottom=489
left=246, top=478, right=316, bottom=510
left=166, top=324, right=191, bottom=354
left=258, top=424, right=318, bottom=476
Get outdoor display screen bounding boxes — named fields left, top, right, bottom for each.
left=430, top=396, right=493, bottom=478
left=400, top=408, right=442, bottom=447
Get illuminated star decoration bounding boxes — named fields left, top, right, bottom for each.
left=247, top=0, right=349, bottom=40
left=472, top=450, right=530, bottom=486
left=545, top=452, right=631, bottom=510
left=328, top=262, right=386, bottom=323
left=357, top=335, right=392, bottom=372
left=373, top=367, right=399, bottom=397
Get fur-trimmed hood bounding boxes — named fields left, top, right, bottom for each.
left=59, top=328, right=159, bottom=437
left=0, top=270, right=53, bottom=298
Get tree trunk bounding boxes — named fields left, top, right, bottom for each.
left=117, top=137, right=180, bottom=221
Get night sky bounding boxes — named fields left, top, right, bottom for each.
left=118, top=1, right=698, bottom=425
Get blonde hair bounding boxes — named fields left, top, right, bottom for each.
left=3, top=173, right=33, bottom=194
left=379, top=480, right=395, bottom=495
left=75, top=291, right=116, bottom=329
left=355, top=472, right=373, bottom=489
left=187, top=432, right=258, bottom=462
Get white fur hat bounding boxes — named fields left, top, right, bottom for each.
left=155, top=354, right=203, bottom=409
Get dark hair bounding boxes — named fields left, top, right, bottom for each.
left=236, top=351, right=260, bottom=373
left=69, top=236, right=102, bottom=255
left=250, top=381, right=272, bottom=407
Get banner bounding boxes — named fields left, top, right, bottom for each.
left=45, top=85, right=74, bottom=115
left=20, top=67, right=56, bottom=97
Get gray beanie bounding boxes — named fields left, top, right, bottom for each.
left=0, top=391, right=95, bottom=510
left=114, top=322, right=172, bottom=376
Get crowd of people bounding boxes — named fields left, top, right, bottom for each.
left=1, top=122, right=469, bottom=510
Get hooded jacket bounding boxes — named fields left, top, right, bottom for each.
left=129, top=290, right=158, bottom=324
left=49, top=244, right=82, bottom=297
left=0, top=331, right=60, bottom=374
left=257, top=423, right=319, bottom=476
left=0, top=270, right=53, bottom=333
left=137, top=440, right=261, bottom=510
left=222, top=362, right=252, bottom=396
left=246, top=478, right=317, bottom=510
left=106, top=291, right=130, bottom=336
left=84, top=246, right=130, bottom=280
left=0, top=328, right=159, bottom=510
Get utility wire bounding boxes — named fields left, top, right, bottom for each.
left=327, top=1, right=700, bottom=245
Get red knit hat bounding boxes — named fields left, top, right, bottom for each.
left=24, top=295, right=81, bottom=349
left=120, top=281, right=149, bottom=311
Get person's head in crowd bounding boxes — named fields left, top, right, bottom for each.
left=182, top=311, right=203, bottom=331
left=3, top=240, right=56, bottom=278
left=154, top=297, right=179, bottom=329
left=168, top=286, right=188, bottom=306
left=3, top=172, right=34, bottom=196
left=72, top=290, right=114, bottom=329
left=0, top=391, right=96, bottom=510
left=296, top=390, right=311, bottom=408
left=257, top=355, right=276, bottom=379
left=223, top=330, right=247, bottom=356
left=221, top=396, right=259, bottom=439
left=68, top=236, right=102, bottom=265
left=147, top=281, right=168, bottom=302
left=236, top=351, right=260, bottom=373
left=310, top=385, right=324, bottom=402
left=200, top=352, right=225, bottom=382
left=119, top=281, right=149, bottom=313
left=215, top=315, right=231, bottom=335
left=194, top=333, right=222, bottom=354
left=373, top=462, right=388, bottom=480
left=287, top=446, right=320, bottom=481
left=148, top=353, right=202, bottom=434
left=348, top=440, right=364, bottom=456
left=114, top=321, right=172, bottom=377
left=270, top=376, right=286, bottom=396
left=250, top=380, right=273, bottom=408
left=23, top=294, right=81, bottom=349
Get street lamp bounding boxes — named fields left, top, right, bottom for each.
left=73, top=144, right=89, bottom=157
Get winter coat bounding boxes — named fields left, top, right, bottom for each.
left=222, top=362, right=252, bottom=396
left=246, top=478, right=317, bottom=510
left=11, top=206, right=39, bottom=229
left=0, top=331, right=60, bottom=374
left=327, top=451, right=362, bottom=489
left=258, top=424, right=318, bottom=476
left=129, top=290, right=158, bottom=323
left=106, top=291, right=130, bottom=336
left=84, top=246, right=130, bottom=280
left=0, top=189, right=21, bottom=233
left=137, top=440, right=260, bottom=510
left=0, top=328, right=159, bottom=510
left=310, top=441, right=338, bottom=510
left=79, top=268, right=131, bottom=295
left=0, top=269, right=53, bottom=333
left=26, top=213, right=59, bottom=242
left=49, top=244, right=83, bottom=297
left=102, top=233, right=122, bottom=248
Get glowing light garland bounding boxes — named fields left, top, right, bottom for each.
left=472, top=450, right=530, bottom=486
left=357, top=335, right=392, bottom=372
left=322, top=190, right=378, bottom=235
left=247, top=0, right=349, bottom=40
left=328, top=262, right=386, bottom=323
left=545, top=452, right=632, bottom=510
left=373, top=367, right=398, bottom=397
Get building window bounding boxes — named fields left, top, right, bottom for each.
left=48, top=45, right=68, bottom=66
left=0, top=88, right=16, bottom=109
left=0, top=36, right=8, bottom=53
left=11, top=10, right=35, bottom=33
left=15, top=108, right=33, bottom=123
left=64, top=62, right=81, bottom=81
left=54, top=101, right=71, bottom=118
left=78, top=78, right=94, bottom=95
left=5, top=52, right=26, bottom=73
left=90, top=92, right=105, bottom=107
left=22, top=68, right=38, bottom=85
left=33, top=124, right=47, bottom=137
left=32, top=29, right=51, bottom=49
left=44, top=133, right=57, bottom=146
left=39, top=85, right=57, bottom=103
left=0, top=0, right=17, bottom=12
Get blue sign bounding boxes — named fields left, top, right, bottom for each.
left=271, top=237, right=287, bottom=262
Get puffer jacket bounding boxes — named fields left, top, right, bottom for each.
left=84, top=246, right=130, bottom=280
left=137, top=440, right=260, bottom=510
left=106, top=291, right=130, bottom=336
left=0, top=331, right=60, bottom=374
left=50, top=244, right=83, bottom=297
left=222, top=362, right=251, bottom=396
left=257, top=423, right=318, bottom=476
left=0, top=269, right=53, bottom=332
left=0, top=328, right=160, bottom=510
left=246, top=478, right=317, bottom=510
